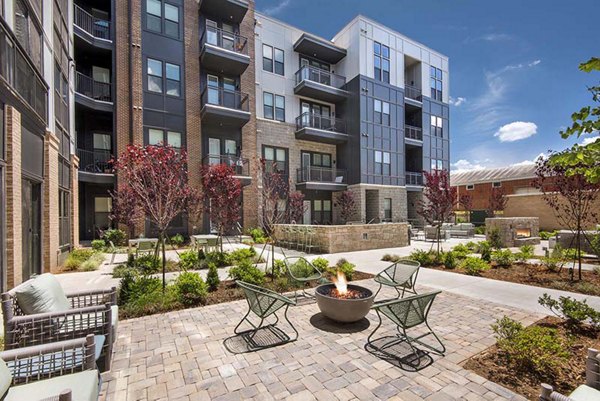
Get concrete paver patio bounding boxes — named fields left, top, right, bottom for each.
left=101, top=280, right=542, bottom=401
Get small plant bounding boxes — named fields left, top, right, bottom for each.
left=443, top=251, right=457, bottom=269
left=332, top=258, right=355, bottom=281
left=563, top=248, right=579, bottom=261
left=229, top=259, right=265, bottom=285
left=311, top=257, right=329, bottom=272
left=461, top=257, right=490, bottom=276
left=273, top=277, right=291, bottom=292
left=91, top=240, right=105, bottom=251
left=288, top=258, right=316, bottom=279
left=539, top=230, right=558, bottom=241
left=541, top=245, right=567, bottom=272
left=174, top=272, right=207, bottom=306
left=112, top=264, right=136, bottom=278
left=134, top=254, right=160, bottom=275
left=103, top=229, right=127, bottom=246
left=272, top=259, right=286, bottom=278
left=382, top=254, right=398, bottom=262
left=488, top=227, right=504, bottom=249
left=409, top=249, right=435, bottom=267
left=515, top=245, right=534, bottom=263
left=228, top=247, right=257, bottom=264
left=63, top=249, right=96, bottom=271
left=63, top=257, right=81, bottom=271
left=538, top=293, right=600, bottom=327
left=465, top=241, right=479, bottom=252
left=204, top=251, right=230, bottom=267
left=492, top=316, right=524, bottom=341
left=170, top=234, right=185, bottom=248
left=249, top=228, right=267, bottom=244
left=491, top=249, right=514, bottom=267
left=474, top=226, right=486, bottom=235
left=451, top=244, right=471, bottom=259
left=178, top=250, right=200, bottom=271
left=80, top=253, right=105, bottom=271
left=118, top=272, right=162, bottom=306
left=478, top=241, right=492, bottom=262
left=206, top=263, right=220, bottom=292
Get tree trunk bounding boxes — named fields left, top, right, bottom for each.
left=161, top=232, right=167, bottom=292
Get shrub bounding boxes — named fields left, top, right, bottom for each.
left=272, top=259, right=286, bottom=278
left=206, top=263, right=220, bottom=292
left=204, top=251, right=229, bottom=267
left=228, top=247, right=257, bottom=264
left=539, top=230, right=558, bottom=241
left=118, top=272, right=162, bottom=306
left=80, top=253, right=105, bottom=271
left=492, top=316, right=524, bottom=341
left=170, top=234, right=185, bottom=248
left=311, top=257, right=329, bottom=271
left=591, top=234, right=600, bottom=258
left=249, top=228, right=267, bottom=244
left=443, top=251, right=458, bottom=269
left=120, top=285, right=179, bottom=318
left=538, top=294, right=600, bottom=327
left=541, top=246, right=566, bottom=272
left=461, top=257, right=490, bottom=276
left=112, top=264, right=136, bottom=278
left=103, top=229, right=127, bottom=246
left=228, top=259, right=265, bottom=285
left=174, top=272, right=207, bottom=306
left=331, top=258, right=355, bottom=281
left=465, top=241, right=479, bottom=252
left=63, top=249, right=96, bottom=271
left=91, top=240, right=105, bottom=251
left=563, top=248, right=579, bottom=261
left=488, top=228, right=503, bottom=249
left=382, top=254, right=401, bottom=262
left=491, top=249, right=514, bottom=267
left=63, top=257, right=81, bottom=271
left=178, top=250, right=200, bottom=271
left=135, top=254, right=160, bottom=275
left=273, top=277, right=291, bottom=292
left=287, top=258, right=316, bottom=279
left=515, top=245, right=535, bottom=263
left=474, top=226, right=486, bottom=235
left=451, top=244, right=471, bottom=259
left=477, top=241, right=492, bottom=262
left=410, top=249, right=435, bottom=267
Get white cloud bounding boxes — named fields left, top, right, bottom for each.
left=581, top=136, right=599, bottom=146
left=262, top=0, right=291, bottom=15
left=494, top=121, right=538, bottom=142
left=481, top=33, right=512, bottom=41
left=452, top=159, right=486, bottom=173
left=511, top=153, right=547, bottom=166
left=449, top=96, right=467, bottom=107
left=528, top=59, right=541, bottom=67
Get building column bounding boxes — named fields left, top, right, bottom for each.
left=5, top=106, right=22, bottom=288
left=43, top=131, right=60, bottom=273
left=70, top=155, right=80, bottom=247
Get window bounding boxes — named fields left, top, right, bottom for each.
left=383, top=102, right=390, bottom=126
left=430, top=66, right=443, bottom=101
left=146, top=0, right=179, bottom=37
left=146, top=0, right=161, bottom=32
left=492, top=182, right=502, bottom=188
left=147, top=58, right=162, bottom=93
left=262, top=44, right=284, bottom=76
left=374, top=42, right=390, bottom=83
left=374, top=100, right=381, bottom=123
left=93, top=133, right=111, bottom=150
left=383, top=152, right=391, bottom=175
left=263, top=145, right=287, bottom=174
left=14, top=0, right=43, bottom=72
left=466, top=184, right=474, bottom=191
left=262, top=45, right=273, bottom=73
left=375, top=151, right=390, bottom=175
left=166, top=63, right=180, bottom=96
left=164, top=3, right=179, bottom=37
left=94, top=197, right=112, bottom=232
left=167, top=131, right=182, bottom=149
left=374, top=100, right=390, bottom=125
left=383, top=198, right=392, bottom=221
left=149, top=128, right=164, bottom=145
left=431, top=159, right=443, bottom=171
left=274, top=48, right=284, bottom=75
left=263, top=92, right=285, bottom=122
left=312, top=199, right=332, bottom=225
left=148, top=128, right=181, bottom=149
left=430, top=115, right=443, bottom=137
left=263, top=92, right=273, bottom=119
left=59, top=190, right=70, bottom=247
left=375, top=151, right=382, bottom=175
left=274, top=94, right=285, bottom=122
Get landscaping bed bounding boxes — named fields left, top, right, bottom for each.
left=464, top=316, right=600, bottom=400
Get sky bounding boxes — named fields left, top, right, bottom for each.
left=256, top=0, right=600, bottom=173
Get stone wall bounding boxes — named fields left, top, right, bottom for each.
left=485, top=217, right=540, bottom=248
left=273, top=223, right=409, bottom=254
left=555, top=230, right=599, bottom=254
left=346, top=183, right=408, bottom=224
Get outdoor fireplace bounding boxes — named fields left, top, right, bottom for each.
left=485, top=217, right=540, bottom=247
left=515, top=228, right=532, bottom=239
left=315, top=272, right=375, bottom=323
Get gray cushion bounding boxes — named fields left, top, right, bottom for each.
left=4, top=370, right=98, bottom=401
left=0, top=358, right=12, bottom=398
left=570, top=384, right=600, bottom=401
left=14, top=274, right=70, bottom=315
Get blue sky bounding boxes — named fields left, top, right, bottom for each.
left=256, top=0, right=600, bottom=172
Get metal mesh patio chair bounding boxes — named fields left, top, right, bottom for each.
left=374, top=260, right=420, bottom=300
left=304, top=228, right=319, bottom=254
left=366, top=291, right=445, bottom=368
left=540, top=348, right=600, bottom=401
left=206, top=237, right=219, bottom=253
left=234, top=281, right=298, bottom=349
left=283, top=256, right=325, bottom=302
left=135, top=240, right=155, bottom=259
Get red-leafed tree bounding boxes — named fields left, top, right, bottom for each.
left=458, top=193, right=473, bottom=222
left=109, top=185, right=143, bottom=239
left=111, top=144, right=202, bottom=290
left=202, top=163, right=242, bottom=252
left=533, top=154, right=600, bottom=281
left=287, top=191, right=305, bottom=224
left=487, top=187, right=508, bottom=216
left=335, top=190, right=356, bottom=224
left=417, top=169, right=457, bottom=255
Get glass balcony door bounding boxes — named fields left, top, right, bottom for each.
left=207, top=75, right=219, bottom=104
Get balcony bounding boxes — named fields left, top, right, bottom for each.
left=406, top=171, right=423, bottom=187
left=199, top=0, right=248, bottom=24
left=200, top=27, right=250, bottom=75
left=293, top=33, right=347, bottom=64
left=75, top=72, right=113, bottom=112
left=294, top=66, right=348, bottom=103
left=77, top=148, right=115, bottom=184
left=295, top=112, right=348, bottom=144
left=201, top=87, right=250, bottom=127
left=74, top=4, right=112, bottom=49
left=296, top=166, right=347, bottom=191
left=405, top=125, right=423, bottom=142
left=202, top=154, right=251, bottom=186
left=404, top=85, right=422, bottom=103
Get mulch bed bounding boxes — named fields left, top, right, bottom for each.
left=426, top=262, right=600, bottom=296
left=464, top=317, right=600, bottom=400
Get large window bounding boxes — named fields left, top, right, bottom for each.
left=430, top=115, right=443, bottom=137
left=59, top=189, right=70, bottom=247
left=431, top=159, right=443, bottom=171
left=374, top=99, right=390, bottom=125
left=430, top=66, right=443, bottom=101
left=94, top=197, right=112, bottom=233
left=148, top=128, right=182, bottom=150
left=383, top=198, right=392, bottom=221
left=313, top=199, right=332, bottom=225
left=263, top=145, right=287, bottom=174
left=146, top=0, right=179, bottom=38
left=166, top=63, right=180, bottom=97
left=93, top=133, right=111, bottom=151
left=374, top=42, right=390, bottom=83
left=147, top=58, right=163, bottom=93
left=263, top=44, right=284, bottom=76
left=263, top=92, right=285, bottom=122
left=375, top=151, right=391, bottom=175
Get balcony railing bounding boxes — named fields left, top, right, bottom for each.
left=202, top=154, right=250, bottom=177
left=297, top=166, right=346, bottom=184
left=75, top=72, right=112, bottom=102
left=201, top=87, right=249, bottom=111
left=406, top=171, right=423, bottom=186
left=295, top=112, right=346, bottom=133
left=77, top=149, right=113, bottom=173
left=295, top=65, right=346, bottom=89
left=405, top=125, right=423, bottom=141
left=201, top=26, right=248, bottom=55
left=404, top=85, right=422, bottom=102
left=74, top=4, right=111, bottom=40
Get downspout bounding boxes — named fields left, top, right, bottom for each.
left=128, top=0, right=133, bottom=145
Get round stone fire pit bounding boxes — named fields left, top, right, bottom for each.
left=315, top=283, right=375, bottom=323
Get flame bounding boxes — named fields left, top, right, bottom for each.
left=333, top=271, right=348, bottom=295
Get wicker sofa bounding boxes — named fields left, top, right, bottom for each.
left=442, top=223, right=475, bottom=238
left=540, top=348, right=600, bottom=400
left=1, top=274, right=117, bottom=372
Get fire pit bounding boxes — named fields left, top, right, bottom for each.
left=315, top=272, right=375, bottom=323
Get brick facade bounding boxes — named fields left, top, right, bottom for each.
left=346, top=183, right=407, bottom=224
left=454, top=177, right=536, bottom=211
left=5, top=106, right=22, bottom=288
left=43, top=131, right=60, bottom=273
left=70, top=156, right=80, bottom=248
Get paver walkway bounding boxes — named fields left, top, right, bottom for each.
left=101, top=281, right=541, bottom=401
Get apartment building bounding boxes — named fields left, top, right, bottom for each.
left=254, top=13, right=450, bottom=225
left=0, top=0, right=77, bottom=290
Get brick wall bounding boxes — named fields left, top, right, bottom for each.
left=43, top=131, right=60, bottom=273
left=454, top=177, right=535, bottom=211
left=345, top=183, right=407, bottom=224
left=5, top=106, right=22, bottom=288
left=70, top=155, right=79, bottom=247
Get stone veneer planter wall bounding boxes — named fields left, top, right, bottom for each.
left=485, top=217, right=540, bottom=248
left=273, top=223, right=409, bottom=254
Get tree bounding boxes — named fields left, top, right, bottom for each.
left=417, top=169, right=456, bottom=255
left=487, top=187, right=508, bottom=216
left=202, top=163, right=242, bottom=252
left=550, top=57, right=600, bottom=183
left=335, top=190, right=356, bottom=224
left=458, top=193, right=473, bottom=222
left=111, top=145, right=202, bottom=290
left=533, top=154, right=600, bottom=281
left=109, top=185, right=142, bottom=239
left=287, top=191, right=305, bottom=223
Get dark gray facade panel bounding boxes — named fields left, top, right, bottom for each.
left=21, top=125, right=44, bottom=179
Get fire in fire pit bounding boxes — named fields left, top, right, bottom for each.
left=515, top=228, right=531, bottom=239
left=315, top=272, right=375, bottom=323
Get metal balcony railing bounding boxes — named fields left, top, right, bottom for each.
left=406, top=171, right=423, bottom=186
left=295, top=112, right=346, bottom=133
left=405, top=125, right=423, bottom=141
left=202, top=154, right=250, bottom=177
left=75, top=72, right=112, bottom=102
left=74, top=4, right=111, bottom=40
left=297, top=166, right=346, bottom=184
left=201, top=86, right=249, bottom=111
left=201, top=26, right=248, bottom=55
left=77, top=149, right=113, bottom=173
left=404, top=85, right=422, bottom=102
left=295, top=65, right=346, bottom=89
